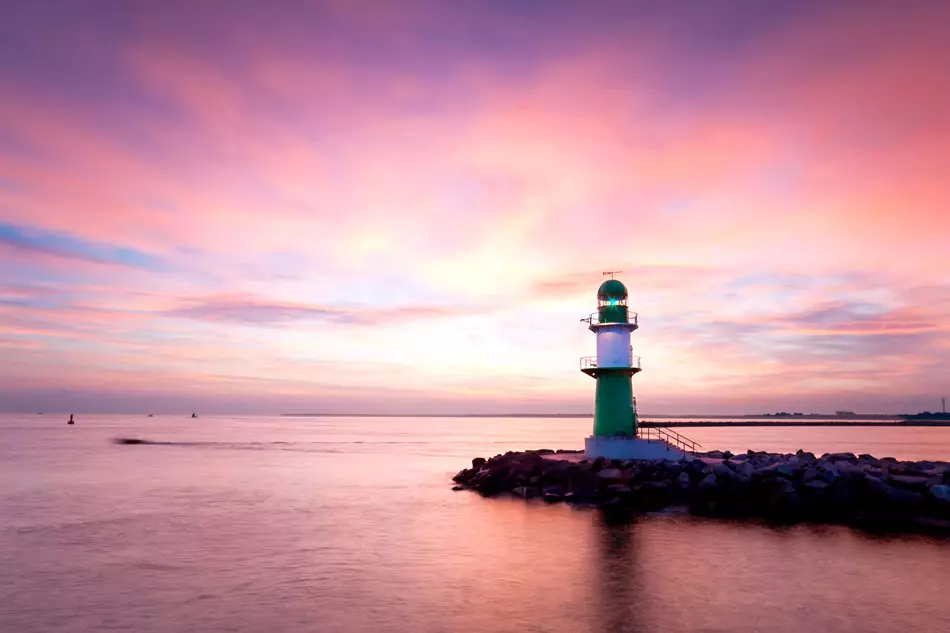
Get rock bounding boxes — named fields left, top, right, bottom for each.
left=688, top=458, right=707, bottom=471
left=698, top=473, right=719, bottom=494
left=512, top=486, right=539, bottom=499
left=890, top=464, right=928, bottom=478
left=828, top=460, right=849, bottom=473
left=604, top=484, right=633, bottom=499
left=825, top=452, right=857, bottom=462
left=885, top=485, right=922, bottom=511
left=796, top=450, right=817, bottom=464
left=804, top=480, right=829, bottom=491
left=732, top=472, right=752, bottom=488
left=677, top=472, right=691, bottom=488
left=596, top=467, right=624, bottom=482
left=637, top=481, right=673, bottom=507
left=803, top=467, right=821, bottom=483
left=564, top=489, right=597, bottom=504
left=713, top=463, right=733, bottom=480
left=930, top=484, right=950, bottom=503
left=888, top=474, right=930, bottom=491
left=567, top=469, right=598, bottom=493
left=540, top=463, right=572, bottom=485
left=472, top=457, right=486, bottom=468
left=758, top=464, right=794, bottom=479
left=828, top=479, right=860, bottom=514
left=910, top=517, right=950, bottom=533
left=766, top=481, right=800, bottom=519
left=471, top=467, right=510, bottom=496
left=734, top=462, right=755, bottom=478
left=452, top=485, right=465, bottom=491
left=597, top=495, right=625, bottom=509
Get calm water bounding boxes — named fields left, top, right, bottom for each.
left=2, top=414, right=950, bottom=633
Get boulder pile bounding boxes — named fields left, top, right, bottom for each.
left=452, top=449, right=950, bottom=534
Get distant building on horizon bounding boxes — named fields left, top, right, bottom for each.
left=835, top=411, right=856, bottom=416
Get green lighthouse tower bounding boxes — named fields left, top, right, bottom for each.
left=580, top=277, right=641, bottom=437
left=581, top=274, right=683, bottom=460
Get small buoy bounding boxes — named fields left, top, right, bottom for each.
left=67, top=413, right=75, bottom=425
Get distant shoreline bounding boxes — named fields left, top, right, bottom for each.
left=280, top=413, right=905, bottom=420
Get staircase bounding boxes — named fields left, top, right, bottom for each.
left=638, top=424, right=702, bottom=456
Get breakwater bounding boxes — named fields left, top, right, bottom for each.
left=453, top=449, right=950, bottom=535
left=639, top=421, right=950, bottom=427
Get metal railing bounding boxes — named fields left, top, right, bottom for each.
left=581, top=311, right=638, bottom=328
left=639, top=424, right=702, bottom=456
left=579, top=355, right=641, bottom=371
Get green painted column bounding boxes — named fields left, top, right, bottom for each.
left=593, top=369, right=636, bottom=436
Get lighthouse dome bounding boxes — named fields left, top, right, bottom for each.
left=597, top=279, right=627, bottom=299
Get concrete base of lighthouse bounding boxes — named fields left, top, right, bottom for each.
left=585, top=436, right=686, bottom=461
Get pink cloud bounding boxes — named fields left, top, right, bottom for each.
left=1, top=1, right=948, bottom=413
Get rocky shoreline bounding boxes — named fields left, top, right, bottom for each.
left=452, top=449, right=950, bottom=535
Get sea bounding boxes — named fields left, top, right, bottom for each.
left=2, top=413, right=950, bottom=633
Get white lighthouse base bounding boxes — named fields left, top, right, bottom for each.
left=585, top=436, right=686, bottom=461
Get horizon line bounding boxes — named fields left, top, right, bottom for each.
left=6, top=411, right=909, bottom=419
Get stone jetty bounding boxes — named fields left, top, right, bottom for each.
left=452, top=449, right=950, bottom=535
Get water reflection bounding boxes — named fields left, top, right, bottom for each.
left=592, top=511, right=650, bottom=633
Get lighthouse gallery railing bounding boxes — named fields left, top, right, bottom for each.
left=581, top=312, right=638, bottom=327
left=579, top=356, right=641, bottom=371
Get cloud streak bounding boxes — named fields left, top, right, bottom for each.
left=0, top=223, right=169, bottom=270
left=164, top=294, right=457, bottom=326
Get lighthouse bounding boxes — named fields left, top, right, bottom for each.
left=581, top=275, right=683, bottom=460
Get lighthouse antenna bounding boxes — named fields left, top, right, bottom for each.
left=602, top=270, right=624, bottom=279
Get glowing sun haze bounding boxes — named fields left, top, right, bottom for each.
left=1, top=0, right=948, bottom=414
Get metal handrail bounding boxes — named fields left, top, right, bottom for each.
left=580, top=311, right=639, bottom=328
left=579, top=355, right=641, bottom=371
left=639, top=424, right=702, bottom=455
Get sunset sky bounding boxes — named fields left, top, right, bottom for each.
left=1, top=0, right=948, bottom=415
